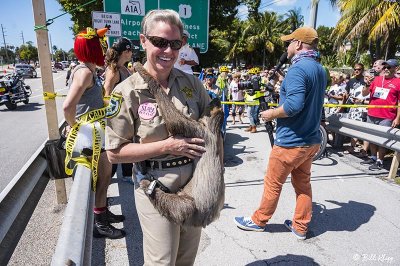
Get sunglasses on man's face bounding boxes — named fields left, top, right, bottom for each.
left=145, top=35, right=183, bottom=50
left=353, top=68, right=362, bottom=71
left=205, top=75, right=214, bottom=79
left=383, top=65, right=393, bottom=70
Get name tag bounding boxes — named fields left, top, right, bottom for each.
left=373, top=87, right=389, bottom=100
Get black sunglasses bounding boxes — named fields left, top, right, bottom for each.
left=145, top=35, right=183, bottom=50
left=353, top=68, right=362, bottom=71
left=383, top=65, right=393, bottom=70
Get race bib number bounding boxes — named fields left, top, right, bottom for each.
left=373, top=87, right=389, bottom=100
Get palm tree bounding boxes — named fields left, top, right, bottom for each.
left=309, top=0, right=339, bottom=28
left=285, top=8, right=304, bottom=31
left=242, top=11, right=288, bottom=68
left=210, top=19, right=245, bottom=67
left=332, top=0, right=400, bottom=59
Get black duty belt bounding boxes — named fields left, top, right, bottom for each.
left=145, top=156, right=193, bottom=170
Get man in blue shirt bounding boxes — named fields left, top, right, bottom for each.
left=234, top=27, right=326, bottom=240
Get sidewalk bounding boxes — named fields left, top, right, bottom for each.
left=96, top=122, right=400, bottom=265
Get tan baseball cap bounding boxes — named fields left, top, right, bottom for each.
left=281, top=27, right=318, bottom=44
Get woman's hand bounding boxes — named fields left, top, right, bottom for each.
left=163, top=136, right=206, bottom=159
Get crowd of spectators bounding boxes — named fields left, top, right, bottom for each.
left=197, top=56, right=400, bottom=171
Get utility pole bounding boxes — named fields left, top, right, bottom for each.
left=309, top=0, right=319, bottom=29
left=20, top=31, right=25, bottom=45
left=1, top=24, right=8, bottom=62
left=32, top=0, right=67, bottom=204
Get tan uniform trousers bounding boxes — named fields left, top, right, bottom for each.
left=134, top=162, right=202, bottom=266
left=252, top=144, right=320, bottom=234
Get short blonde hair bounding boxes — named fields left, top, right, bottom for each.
left=330, top=71, right=340, bottom=80
left=141, top=9, right=183, bottom=37
left=233, top=73, right=241, bottom=79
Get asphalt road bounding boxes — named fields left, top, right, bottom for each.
left=95, top=124, right=399, bottom=265
left=0, top=69, right=67, bottom=193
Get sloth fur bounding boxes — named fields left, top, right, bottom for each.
left=134, top=62, right=225, bottom=227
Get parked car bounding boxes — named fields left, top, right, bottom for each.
left=53, top=62, right=64, bottom=70
left=14, top=64, right=37, bottom=78
left=61, top=61, right=69, bottom=69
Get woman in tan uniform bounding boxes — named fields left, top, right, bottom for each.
left=105, top=9, right=211, bottom=265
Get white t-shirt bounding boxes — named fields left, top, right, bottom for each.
left=229, top=81, right=244, bottom=101
left=174, top=44, right=199, bottom=75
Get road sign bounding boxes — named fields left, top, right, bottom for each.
left=92, top=11, right=122, bottom=37
left=160, top=1, right=209, bottom=53
left=103, top=0, right=209, bottom=53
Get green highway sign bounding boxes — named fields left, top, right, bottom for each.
left=103, top=0, right=209, bottom=53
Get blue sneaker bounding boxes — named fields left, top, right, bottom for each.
left=234, top=216, right=265, bottom=232
left=284, top=220, right=306, bottom=240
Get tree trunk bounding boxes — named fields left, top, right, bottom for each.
left=368, top=40, right=374, bottom=62
left=262, top=48, right=266, bottom=70
left=375, top=38, right=381, bottom=60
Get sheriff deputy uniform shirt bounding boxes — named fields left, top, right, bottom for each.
left=105, top=68, right=210, bottom=160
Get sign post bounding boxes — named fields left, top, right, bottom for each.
left=103, top=0, right=209, bottom=53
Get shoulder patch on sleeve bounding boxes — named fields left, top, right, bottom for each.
left=106, top=93, right=123, bottom=118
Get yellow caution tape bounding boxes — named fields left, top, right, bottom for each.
left=64, top=93, right=123, bottom=191
left=43, top=92, right=110, bottom=101
left=221, top=101, right=400, bottom=109
left=323, top=104, right=400, bottom=109
left=43, top=92, right=67, bottom=100
left=221, top=101, right=277, bottom=106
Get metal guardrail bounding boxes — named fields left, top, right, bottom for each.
left=0, top=142, right=49, bottom=265
left=0, top=120, right=94, bottom=265
left=51, top=165, right=94, bottom=266
left=327, top=114, right=400, bottom=153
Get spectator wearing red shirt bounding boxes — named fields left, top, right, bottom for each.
left=362, top=59, right=400, bottom=170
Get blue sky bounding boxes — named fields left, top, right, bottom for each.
left=1, top=0, right=340, bottom=52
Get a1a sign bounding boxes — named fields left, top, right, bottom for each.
left=103, top=0, right=209, bottom=53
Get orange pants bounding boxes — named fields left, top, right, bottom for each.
left=252, top=144, right=320, bottom=234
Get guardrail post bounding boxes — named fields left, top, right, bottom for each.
left=388, top=151, right=400, bottom=179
